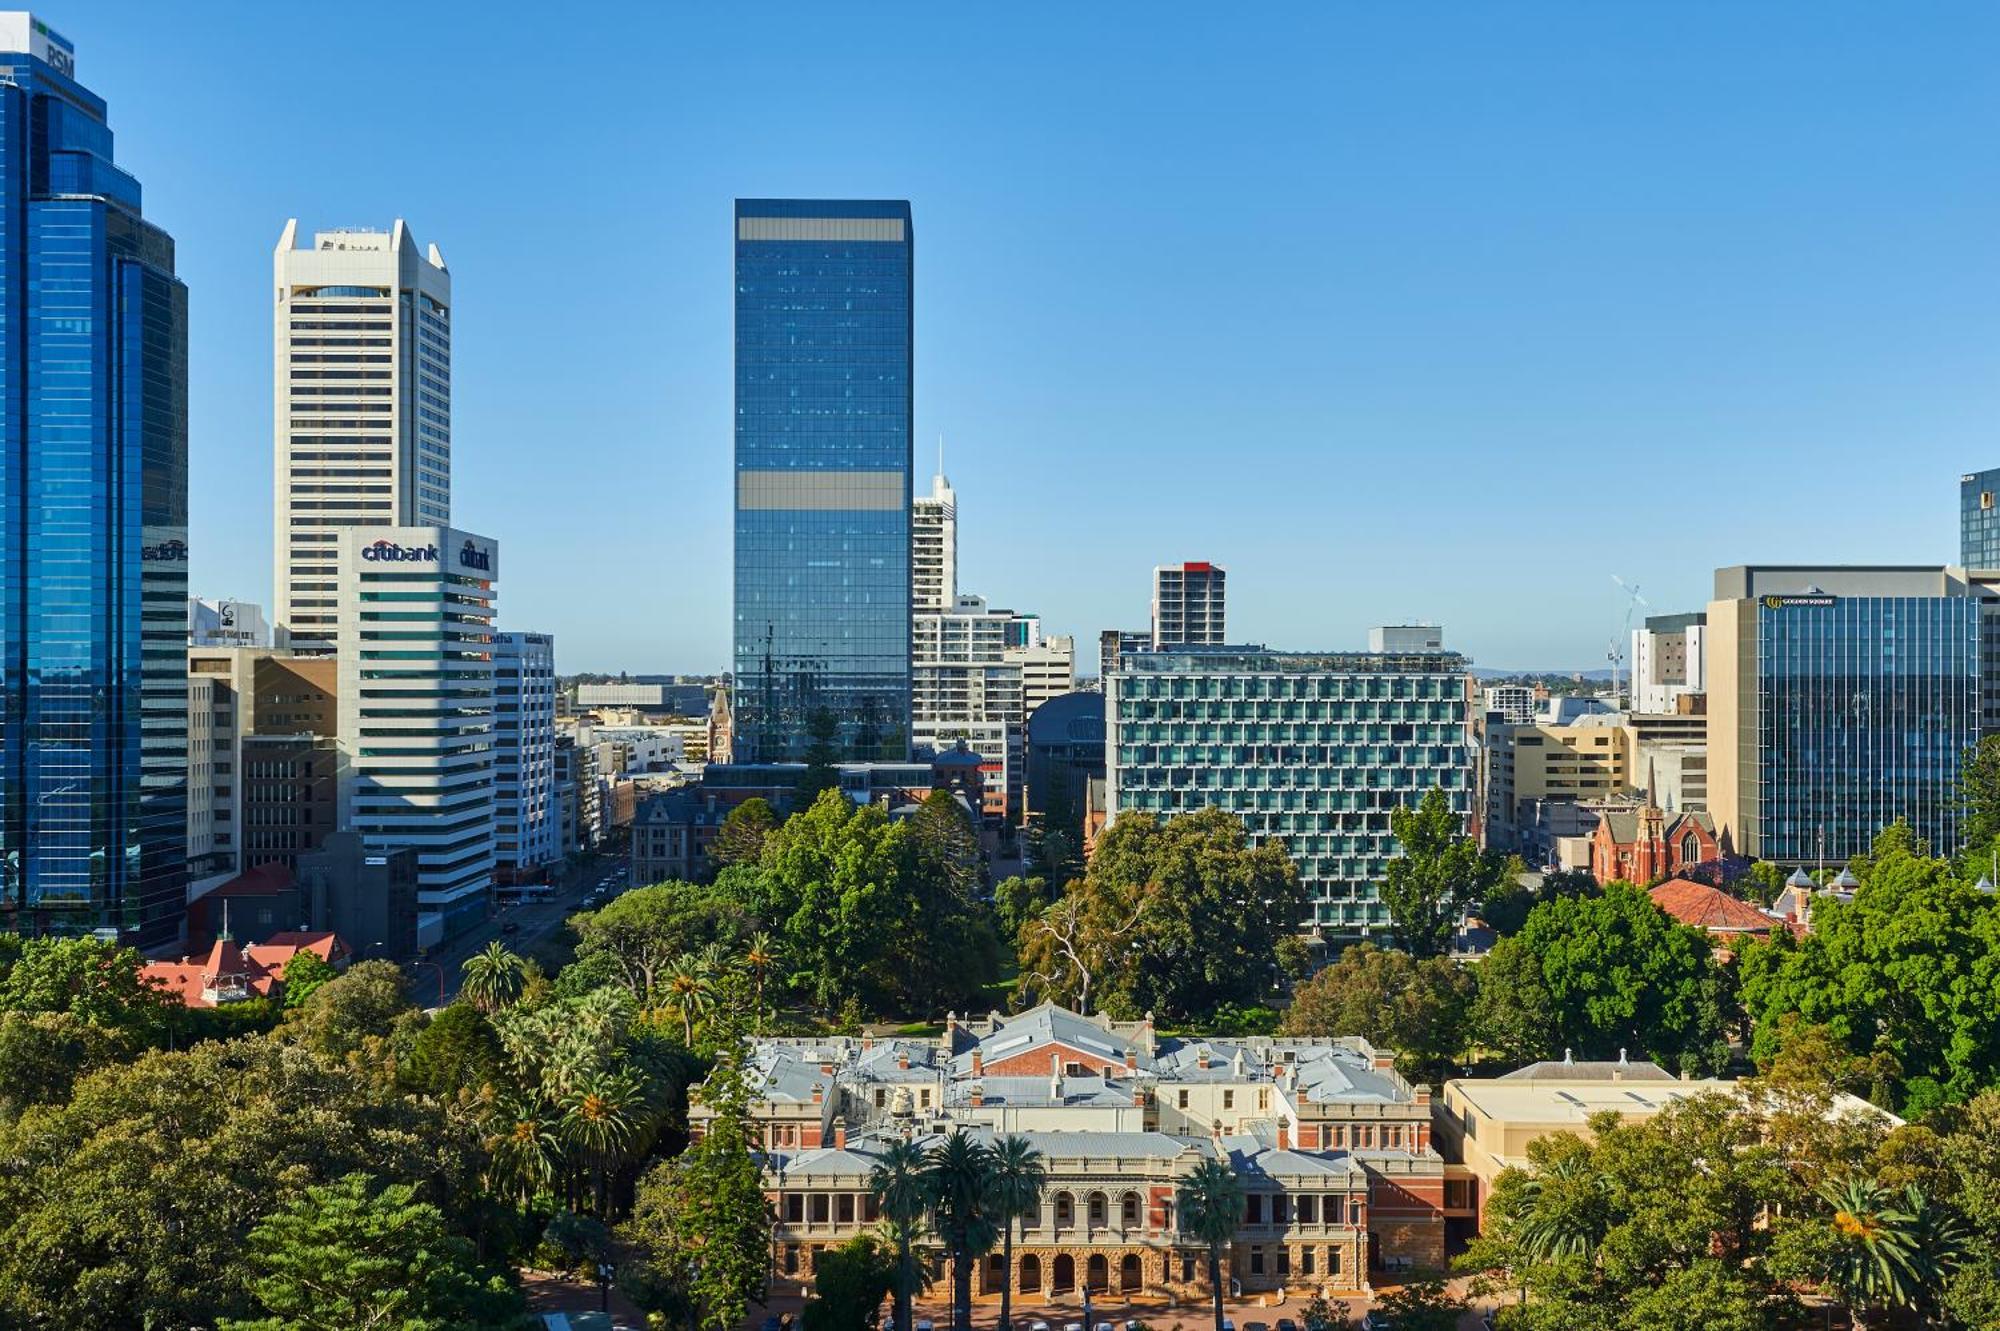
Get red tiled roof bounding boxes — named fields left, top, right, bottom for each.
left=140, top=938, right=281, bottom=1010
left=1649, top=878, right=1773, bottom=934
left=208, top=861, right=297, bottom=897
left=243, top=931, right=349, bottom=977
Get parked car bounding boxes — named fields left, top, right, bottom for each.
left=1359, top=1314, right=1393, bottom=1331
left=1277, top=1319, right=1300, bottom=1331
left=1095, top=1322, right=1115, bottom=1331
left=1027, top=1321, right=1051, bottom=1331
left=1245, top=1321, right=1270, bottom=1331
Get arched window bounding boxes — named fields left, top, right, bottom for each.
left=1121, top=1191, right=1142, bottom=1227
left=1054, top=1191, right=1074, bottom=1226
left=1088, top=1191, right=1108, bottom=1227
left=1680, top=832, right=1701, bottom=865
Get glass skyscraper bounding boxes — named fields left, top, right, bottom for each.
left=1709, top=568, right=1986, bottom=864
left=1105, top=647, right=1473, bottom=934
left=0, top=16, right=187, bottom=944
left=733, top=199, right=913, bottom=762
left=1961, top=468, right=2000, bottom=570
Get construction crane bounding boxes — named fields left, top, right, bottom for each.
left=1610, top=574, right=1649, bottom=706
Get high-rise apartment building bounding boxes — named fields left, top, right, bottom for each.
left=1962, top=469, right=2000, bottom=570
left=1107, top=646, right=1472, bottom=934
left=274, top=220, right=450, bottom=653
left=1010, top=635, right=1077, bottom=717
left=0, top=16, right=188, bottom=943
left=1152, top=562, right=1226, bottom=648
left=912, top=595, right=1039, bottom=815
left=1708, top=566, right=1983, bottom=863
left=734, top=199, right=913, bottom=762
left=912, top=467, right=956, bottom=614
left=494, top=631, right=558, bottom=880
left=335, top=527, right=497, bottom=944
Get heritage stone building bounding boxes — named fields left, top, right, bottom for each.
left=692, top=1003, right=1445, bottom=1300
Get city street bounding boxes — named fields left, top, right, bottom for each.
left=408, top=850, right=629, bottom=1007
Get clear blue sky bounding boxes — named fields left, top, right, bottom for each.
left=74, top=2, right=2000, bottom=673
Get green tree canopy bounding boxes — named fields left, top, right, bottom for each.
left=1278, top=942, right=1471, bottom=1083
left=278, top=950, right=338, bottom=1010
left=0, top=935, right=177, bottom=1044
left=1474, top=882, right=1729, bottom=1075
left=803, top=1234, right=896, bottom=1331
left=280, top=958, right=419, bottom=1062
left=711, top=796, right=780, bottom=872
left=1737, top=833, right=2000, bottom=1110
left=570, top=880, right=755, bottom=1009
left=1021, top=807, right=1305, bottom=1023
left=1376, top=787, right=1497, bottom=957
left=219, top=1172, right=527, bottom=1331
left=0, top=1037, right=485, bottom=1329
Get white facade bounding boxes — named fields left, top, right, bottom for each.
left=1482, top=684, right=1536, bottom=724
left=189, top=597, right=271, bottom=648
left=1009, top=634, right=1076, bottom=717
left=1368, top=624, right=1444, bottom=654
left=1151, top=562, right=1226, bottom=648
left=335, top=526, right=497, bottom=939
left=912, top=594, right=1042, bottom=815
left=912, top=469, right=957, bottom=613
left=494, top=632, right=559, bottom=878
left=275, top=220, right=451, bottom=653
left=575, top=682, right=668, bottom=709
left=1630, top=614, right=1706, bottom=713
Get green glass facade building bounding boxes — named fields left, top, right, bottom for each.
left=1105, top=647, right=1472, bottom=934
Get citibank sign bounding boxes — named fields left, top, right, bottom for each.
left=458, top=539, right=491, bottom=572
left=362, top=540, right=438, bottom=563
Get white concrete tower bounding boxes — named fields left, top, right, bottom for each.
left=911, top=446, right=956, bottom=614
left=275, top=220, right=451, bottom=653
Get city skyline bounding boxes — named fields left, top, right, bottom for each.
left=62, top=0, right=2000, bottom=673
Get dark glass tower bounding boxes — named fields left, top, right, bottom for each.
left=733, top=199, right=912, bottom=762
left=0, top=17, right=188, bottom=944
left=1962, top=468, right=2000, bottom=569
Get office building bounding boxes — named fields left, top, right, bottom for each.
left=734, top=199, right=913, bottom=762
left=189, top=597, right=271, bottom=648
left=1369, top=625, right=1444, bottom=654
left=1708, top=566, right=1984, bottom=863
left=1483, top=715, right=1631, bottom=852
left=273, top=219, right=451, bottom=653
left=1481, top=684, right=1536, bottom=725
left=186, top=648, right=337, bottom=887
left=1963, top=469, right=2000, bottom=570
left=912, top=466, right=957, bottom=614
left=1099, top=628, right=1150, bottom=679
left=296, top=832, right=419, bottom=961
left=494, top=632, right=558, bottom=881
left=912, top=595, right=1045, bottom=817
left=1011, top=636, right=1077, bottom=718
left=0, top=16, right=188, bottom=943
left=554, top=734, right=602, bottom=857
left=707, top=1003, right=1445, bottom=1295
left=1107, top=647, right=1472, bottom=934
left=1025, top=691, right=1106, bottom=833
left=1629, top=612, right=1705, bottom=714
left=1151, top=562, right=1226, bottom=648
left=335, top=527, right=498, bottom=945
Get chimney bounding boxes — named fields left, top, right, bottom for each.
left=1372, top=1051, right=1395, bottom=1071
left=862, top=1037, right=874, bottom=1052
left=834, top=1125, right=847, bottom=1149
left=811, top=1084, right=824, bottom=1104
left=1125, top=1050, right=1138, bottom=1072
left=1133, top=1085, right=1146, bottom=1107
left=972, top=1050, right=984, bottom=1076
left=897, top=1051, right=910, bottom=1071
left=971, top=1086, right=984, bottom=1107
left=1277, top=1123, right=1291, bottom=1151
left=1197, top=1047, right=1210, bottom=1070
left=820, top=1061, right=835, bottom=1075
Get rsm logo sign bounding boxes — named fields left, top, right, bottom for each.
left=33, top=20, right=74, bottom=78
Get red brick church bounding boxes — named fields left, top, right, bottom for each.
left=1590, top=800, right=1720, bottom=884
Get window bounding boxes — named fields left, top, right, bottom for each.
left=1276, top=1249, right=1290, bottom=1277
left=1328, top=1247, right=1341, bottom=1276
left=1178, top=1089, right=1190, bottom=1109
left=1249, top=1248, right=1265, bottom=1276
left=1297, top=1195, right=1316, bottom=1223
left=785, top=1245, right=800, bottom=1275
left=809, top=1195, right=828, bottom=1223
left=1301, top=1248, right=1315, bottom=1275
left=1245, top=1195, right=1263, bottom=1224
left=1223, top=1089, right=1234, bottom=1110
left=786, top=1195, right=803, bottom=1222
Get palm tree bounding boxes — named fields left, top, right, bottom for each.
left=870, top=1139, right=931, bottom=1331
left=487, top=1093, right=564, bottom=1205
left=1178, top=1157, right=1245, bottom=1331
left=1511, top=1151, right=1611, bottom=1265
left=1816, top=1176, right=1967, bottom=1330
left=925, top=1131, right=1000, bottom=1331
left=744, top=931, right=778, bottom=1034
left=461, top=941, right=527, bottom=1013
left=664, top=952, right=713, bottom=1046
left=561, top=1068, right=643, bottom=1215
left=988, top=1135, right=1048, bottom=1331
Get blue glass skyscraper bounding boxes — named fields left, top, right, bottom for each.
left=1961, top=468, right=2000, bottom=569
left=733, top=199, right=913, bottom=762
left=0, top=15, right=188, bottom=943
